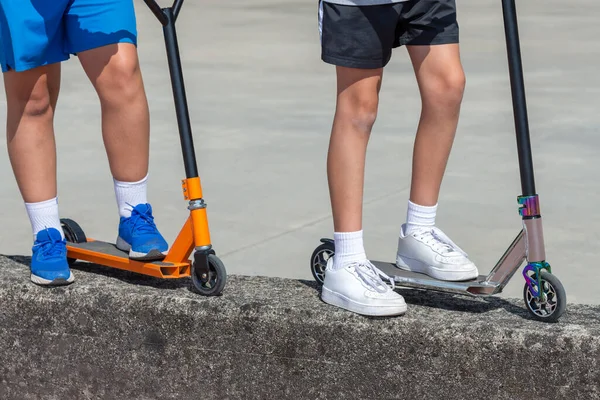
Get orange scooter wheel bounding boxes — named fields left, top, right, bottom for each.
left=191, top=253, right=226, bottom=296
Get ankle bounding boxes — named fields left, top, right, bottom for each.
left=114, top=174, right=148, bottom=218
left=404, top=200, right=437, bottom=235
left=332, top=230, right=367, bottom=270
left=25, top=197, right=64, bottom=241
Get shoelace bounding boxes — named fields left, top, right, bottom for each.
left=413, top=226, right=467, bottom=257
left=35, top=230, right=66, bottom=258
left=352, top=260, right=395, bottom=293
left=126, top=203, right=158, bottom=234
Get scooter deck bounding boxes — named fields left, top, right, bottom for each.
left=372, top=261, right=500, bottom=296
left=66, top=240, right=191, bottom=279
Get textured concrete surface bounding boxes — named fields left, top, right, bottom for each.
left=0, top=0, right=599, bottom=305
left=1, top=255, right=598, bottom=400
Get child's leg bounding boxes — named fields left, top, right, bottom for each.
left=5, top=66, right=68, bottom=243
left=65, top=0, right=168, bottom=261
left=1, top=0, right=75, bottom=286
left=328, top=66, right=382, bottom=268
left=66, top=0, right=148, bottom=207
left=5, top=66, right=61, bottom=209
left=407, top=44, right=465, bottom=209
left=77, top=44, right=151, bottom=217
left=400, top=44, right=465, bottom=235
left=319, top=1, right=406, bottom=317
left=394, top=0, right=478, bottom=281
left=1, top=0, right=69, bottom=234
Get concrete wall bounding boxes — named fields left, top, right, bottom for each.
left=1, top=255, right=598, bottom=399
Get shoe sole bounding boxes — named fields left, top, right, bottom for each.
left=116, top=236, right=168, bottom=261
left=321, top=287, right=407, bottom=317
left=395, top=254, right=478, bottom=281
left=31, top=271, right=75, bottom=287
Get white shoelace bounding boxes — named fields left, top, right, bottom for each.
left=412, top=226, right=468, bottom=257
left=351, top=261, right=395, bottom=293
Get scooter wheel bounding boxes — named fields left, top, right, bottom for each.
left=310, top=241, right=335, bottom=285
left=60, top=218, right=87, bottom=266
left=523, top=271, right=566, bottom=323
left=191, top=254, right=227, bottom=296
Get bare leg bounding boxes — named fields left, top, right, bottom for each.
left=328, top=66, right=383, bottom=233
left=5, top=65, right=61, bottom=203
left=77, top=43, right=150, bottom=183
left=407, top=44, right=465, bottom=206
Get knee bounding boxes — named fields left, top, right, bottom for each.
left=421, top=69, right=466, bottom=109
left=21, top=87, right=52, bottom=119
left=338, top=96, right=379, bottom=133
left=96, top=55, right=143, bottom=103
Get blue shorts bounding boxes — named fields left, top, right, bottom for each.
left=0, top=0, right=137, bottom=72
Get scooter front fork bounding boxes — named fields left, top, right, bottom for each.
left=518, top=194, right=550, bottom=299
left=182, top=177, right=213, bottom=277
left=523, top=261, right=551, bottom=299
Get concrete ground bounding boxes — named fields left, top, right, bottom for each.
left=0, top=0, right=598, bottom=304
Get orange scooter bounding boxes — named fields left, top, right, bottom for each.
left=60, top=0, right=226, bottom=296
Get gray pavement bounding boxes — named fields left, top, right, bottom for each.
left=1, top=0, right=598, bottom=304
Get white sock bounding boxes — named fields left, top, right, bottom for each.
left=404, top=200, right=437, bottom=235
left=25, top=197, right=64, bottom=241
left=332, top=230, right=367, bottom=270
left=114, top=174, right=148, bottom=218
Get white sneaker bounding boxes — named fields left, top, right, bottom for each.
left=321, top=258, right=407, bottom=317
left=396, top=224, right=479, bottom=281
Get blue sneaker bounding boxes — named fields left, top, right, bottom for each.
left=31, top=228, right=74, bottom=286
left=116, top=203, right=169, bottom=261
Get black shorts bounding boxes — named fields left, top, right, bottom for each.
left=318, top=0, right=459, bottom=69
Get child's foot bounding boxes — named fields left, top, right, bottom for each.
left=396, top=224, right=478, bottom=281
left=321, top=258, right=407, bottom=317
left=116, top=203, right=168, bottom=261
left=31, top=228, right=74, bottom=286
